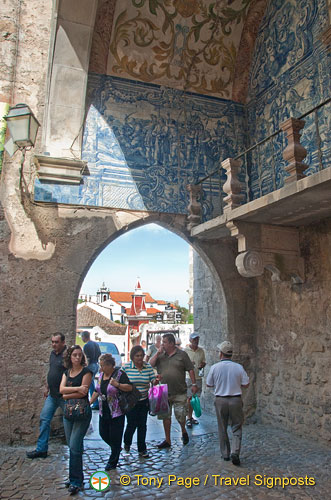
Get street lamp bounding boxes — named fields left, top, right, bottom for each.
left=4, top=103, right=40, bottom=192
left=5, top=103, right=40, bottom=150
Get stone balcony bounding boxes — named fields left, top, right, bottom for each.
left=188, top=99, right=331, bottom=282
left=192, top=166, right=331, bottom=239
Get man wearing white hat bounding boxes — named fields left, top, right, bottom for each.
left=185, top=332, right=206, bottom=427
left=206, top=341, right=249, bottom=466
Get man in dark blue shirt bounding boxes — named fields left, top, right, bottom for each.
left=26, top=333, right=66, bottom=459
left=81, top=331, right=101, bottom=409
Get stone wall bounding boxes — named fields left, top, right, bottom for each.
left=193, top=249, right=227, bottom=414
left=1, top=0, right=330, bottom=448
left=0, top=193, right=193, bottom=444
left=193, top=219, right=331, bottom=443
left=254, top=218, right=331, bottom=442
left=192, top=241, right=257, bottom=417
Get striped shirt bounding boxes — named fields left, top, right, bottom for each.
left=123, top=361, right=156, bottom=400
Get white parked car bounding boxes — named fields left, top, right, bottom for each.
left=97, top=341, right=124, bottom=368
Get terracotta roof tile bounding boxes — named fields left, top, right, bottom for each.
left=110, top=291, right=156, bottom=303
left=77, top=305, right=126, bottom=335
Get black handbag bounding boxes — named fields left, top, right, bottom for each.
left=63, top=398, right=91, bottom=421
left=115, top=369, right=141, bottom=414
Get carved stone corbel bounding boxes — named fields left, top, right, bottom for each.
left=227, top=221, right=305, bottom=282
left=187, top=184, right=202, bottom=231
left=236, top=250, right=264, bottom=278
left=222, top=158, right=245, bottom=212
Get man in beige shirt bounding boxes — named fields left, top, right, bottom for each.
left=184, top=332, right=206, bottom=428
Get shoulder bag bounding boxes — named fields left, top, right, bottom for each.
left=63, top=369, right=92, bottom=421
left=63, top=397, right=91, bottom=421
left=115, top=369, right=141, bottom=414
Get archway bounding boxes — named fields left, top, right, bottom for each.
left=1, top=0, right=262, bottom=445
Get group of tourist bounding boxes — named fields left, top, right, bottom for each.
left=26, top=331, right=249, bottom=496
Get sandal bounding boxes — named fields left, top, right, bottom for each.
left=186, top=418, right=192, bottom=428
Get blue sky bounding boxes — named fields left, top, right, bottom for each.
left=80, top=223, right=191, bottom=307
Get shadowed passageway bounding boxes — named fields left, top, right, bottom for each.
left=0, top=412, right=330, bottom=499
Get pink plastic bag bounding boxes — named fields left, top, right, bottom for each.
left=148, top=384, right=169, bottom=416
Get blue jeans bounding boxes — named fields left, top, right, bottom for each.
left=63, top=409, right=92, bottom=487
left=36, top=395, right=64, bottom=452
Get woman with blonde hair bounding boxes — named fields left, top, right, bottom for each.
left=90, top=353, right=132, bottom=470
left=60, top=345, right=92, bottom=495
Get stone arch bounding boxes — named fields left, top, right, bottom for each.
left=1, top=0, right=261, bottom=445
left=73, top=213, right=229, bottom=330
left=68, top=211, right=256, bottom=416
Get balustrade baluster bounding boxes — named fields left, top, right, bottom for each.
left=314, top=109, right=323, bottom=171
left=189, top=98, right=330, bottom=224
left=244, top=152, right=250, bottom=203
left=219, top=168, right=224, bottom=213
left=271, top=137, right=276, bottom=191
left=257, top=145, right=262, bottom=197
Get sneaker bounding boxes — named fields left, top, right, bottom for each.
left=68, top=485, right=80, bottom=495
left=64, top=479, right=70, bottom=488
left=223, top=457, right=230, bottom=461
left=182, top=432, right=189, bottom=445
left=191, top=418, right=199, bottom=425
left=26, top=450, right=47, bottom=459
left=124, top=444, right=130, bottom=452
left=186, top=419, right=192, bottom=429
left=157, top=440, right=171, bottom=449
left=139, top=450, right=150, bottom=458
left=231, top=453, right=240, bottom=466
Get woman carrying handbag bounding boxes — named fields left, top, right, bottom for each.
left=60, top=345, right=92, bottom=495
left=90, top=353, right=132, bottom=470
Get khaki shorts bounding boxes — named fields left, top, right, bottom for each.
left=157, top=393, right=187, bottom=423
left=187, top=379, right=202, bottom=397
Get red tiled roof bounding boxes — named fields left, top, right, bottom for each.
left=126, top=307, right=161, bottom=315
left=110, top=291, right=156, bottom=303
left=147, top=307, right=161, bottom=314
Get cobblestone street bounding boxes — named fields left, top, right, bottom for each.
left=0, top=412, right=330, bottom=500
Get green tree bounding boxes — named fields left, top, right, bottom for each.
left=176, top=305, right=189, bottom=323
